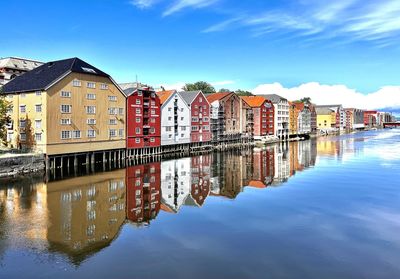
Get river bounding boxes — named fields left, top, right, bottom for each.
left=1, top=130, right=400, bottom=279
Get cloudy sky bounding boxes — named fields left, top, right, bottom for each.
left=2, top=0, right=400, bottom=113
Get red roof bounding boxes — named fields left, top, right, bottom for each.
left=240, top=96, right=267, bottom=108
left=156, top=90, right=175, bottom=105
left=206, top=92, right=231, bottom=103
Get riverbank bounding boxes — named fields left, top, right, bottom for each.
left=0, top=154, right=45, bottom=178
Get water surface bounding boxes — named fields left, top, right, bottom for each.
left=1, top=130, right=400, bottom=279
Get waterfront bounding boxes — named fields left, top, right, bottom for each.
left=1, top=130, right=400, bottom=279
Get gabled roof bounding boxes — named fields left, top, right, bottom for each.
left=315, top=107, right=335, bottom=115
left=294, top=102, right=305, bottom=111
left=240, top=96, right=266, bottom=108
left=0, top=57, right=43, bottom=70
left=1, top=57, right=110, bottom=94
left=258, top=94, right=287, bottom=103
left=123, top=86, right=153, bottom=97
left=156, top=90, right=176, bottom=104
left=205, top=92, right=232, bottom=103
left=316, top=104, right=343, bottom=109
left=179, top=90, right=202, bottom=105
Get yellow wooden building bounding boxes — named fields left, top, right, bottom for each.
left=2, top=58, right=126, bottom=156
left=315, top=107, right=336, bottom=131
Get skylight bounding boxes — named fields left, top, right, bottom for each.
left=82, top=67, right=96, bottom=74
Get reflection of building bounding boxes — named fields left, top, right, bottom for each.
left=161, top=157, right=191, bottom=213
left=248, top=147, right=274, bottom=188
left=46, top=170, right=126, bottom=264
left=126, top=163, right=161, bottom=225
left=0, top=57, right=43, bottom=85
left=272, top=143, right=290, bottom=185
left=210, top=151, right=243, bottom=199
left=190, top=154, right=211, bottom=206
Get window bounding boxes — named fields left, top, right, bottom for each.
left=61, top=105, right=72, bottom=113
left=101, top=84, right=109, bottom=90
left=109, top=119, right=117, bottom=125
left=108, top=95, right=117, bottom=101
left=150, top=127, right=155, bottom=134
left=203, top=125, right=210, bottom=131
left=203, top=117, right=209, bottom=122
left=87, top=82, right=96, bottom=89
left=150, top=138, right=155, bottom=143
left=181, top=117, right=184, bottom=121
left=136, top=99, right=141, bottom=105
left=151, top=109, right=155, bottom=114
left=61, top=91, right=71, bottom=98
left=20, top=133, right=26, bottom=141
left=35, top=91, right=42, bottom=96
left=181, top=134, right=184, bottom=137
left=138, top=91, right=142, bottom=97
left=20, top=105, right=26, bottom=113
left=151, top=100, right=155, bottom=106
left=136, top=108, right=141, bottom=114
left=119, top=108, right=124, bottom=115
left=61, top=131, right=71, bottom=139
left=109, top=129, right=117, bottom=137
left=199, top=97, right=203, bottom=103
left=119, top=129, right=124, bottom=137
left=135, top=138, right=140, bottom=143
left=192, top=117, right=198, bottom=122
left=72, top=130, right=81, bottom=139
left=151, top=118, right=155, bottom=123
left=35, top=104, right=42, bottom=113
left=19, top=119, right=26, bottom=128
left=72, top=79, right=81, bottom=87
left=35, top=133, right=42, bottom=142
left=86, top=106, right=96, bottom=114
left=181, top=126, right=186, bottom=131
left=192, top=126, right=198, bottom=131
left=136, top=117, right=141, bottom=123
left=7, top=95, right=13, bottom=99
left=135, top=127, right=141, bottom=134
left=87, top=130, right=96, bottom=138
left=87, top=118, right=96, bottom=125
left=61, top=118, right=71, bottom=125
left=20, top=93, right=26, bottom=98
left=168, top=108, right=172, bottom=112
left=35, top=120, right=41, bottom=129
left=87, top=93, right=96, bottom=100
left=166, top=127, right=172, bottom=132
left=108, top=107, right=117, bottom=115
left=168, top=117, right=172, bottom=121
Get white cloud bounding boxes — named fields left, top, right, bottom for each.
left=203, top=0, right=400, bottom=46
left=252, top=82, right=400, bottom=111
left=130, top=0, right=157, bottom=9
left=163, top=0, right=219, bottom=17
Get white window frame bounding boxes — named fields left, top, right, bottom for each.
left=61, top=105, right=72, bottom=114
left=60, top=91, right=71, bottom=98
left=87, top=93, right=96, bottom=100
left=87, top=129, right=96, bottom=138
left=61, top=130, right=71, bottom=139
left=61, top=118, right=71, bottom=125
left=87, top=82, right=96, bottom=89
left=72, top=80, right=81, bottom=87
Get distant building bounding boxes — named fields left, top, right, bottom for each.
left=259, top=94, right=289, bottom=140
left=179, top=91, right=212, bottom=143
left=0, top=57, right=43, bottom=85
left=206, top=92, right=241, bottom=142
left=156, top=90, right=191, bottom=146
left=309, top=104, right=318, bottom=134
left=240, top=96, right=274, bottom=140
left=289, top=102, right=312, bottom=135
left=345, top=108, right=364, bottom=130
left=316, top=107, right=336, bottom=131
left=364, top=110, right=378, bottom=127
left=1, top=57, right=126, bottom=155
left=316, top=104, right=346, bottom=130
left=240, top=98, right=254, bottom=141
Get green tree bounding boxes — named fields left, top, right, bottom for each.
left=218, top=88, right=231, bottom=93
left=182, top=81, right=216, bottom=94
left=300, top=97, right=312, bottom=104
left=235, top=89, right=253, bottom=96
left=0, top=90, right=12, bottom=145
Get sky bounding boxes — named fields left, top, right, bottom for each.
left=1, top=0, right=400, bottom=113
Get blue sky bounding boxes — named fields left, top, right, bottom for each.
left=2, top=0, right=400, bottom=111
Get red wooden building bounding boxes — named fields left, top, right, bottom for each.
left=179, top=90, right=212, bottom=143
left=126, top=162, right=161, bottom=224
left=124, top=87, right=161, bottom=149
left=240, top=96, right=274, bottom=140
left=364, top=110, right=378, bottom=127
left=190, top=154, right=211, bottom=206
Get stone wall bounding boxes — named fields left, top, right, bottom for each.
left=0, top=154, right=45, bottom=178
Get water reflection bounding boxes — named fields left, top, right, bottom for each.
left=1, top=134, right=378, bottom=273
